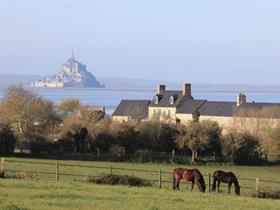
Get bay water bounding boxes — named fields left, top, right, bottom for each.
left=1, top=87, right=280, bottom=114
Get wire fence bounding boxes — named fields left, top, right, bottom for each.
left=1, top=158, right=280, bottom=194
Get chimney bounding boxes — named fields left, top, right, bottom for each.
left=157, top=85, right=166, bottom=94
left=237, top=93, right=246, bottom=106
left=183, top=83, right=191, bottom=96
left=101, top=107, right=106, bottom=113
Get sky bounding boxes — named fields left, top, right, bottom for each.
left=0, top=0, right=280, bottom=85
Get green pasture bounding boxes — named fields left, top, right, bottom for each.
left=2, top=157, right=280, bottom=194
left=0, top=179, right=280, bottom=210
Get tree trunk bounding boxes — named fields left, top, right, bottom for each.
left=195, top=151, right=198, bottom=160
left=191, top=150, right=195, bottom=163
left=18, top=119, right=23, bottom=133
left=97, top=147, right=100, bottom=157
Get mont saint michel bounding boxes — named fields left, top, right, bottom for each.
left=31, top=52, right=104, bottom=88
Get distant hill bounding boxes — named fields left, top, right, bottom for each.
left=31, top=52, right=104, bottom=88
left=0, top=74, right=44, bottom=88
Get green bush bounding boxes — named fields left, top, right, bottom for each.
left=250, top=190, right=280, bottom=199
left=0, top=125, right=17, bottom=154
left=222, top=132, right=262, bottom=165
left=88, top=174, right=151, bottom=187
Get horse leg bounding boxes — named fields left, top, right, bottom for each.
left=228, top=182, right=232, bottom=194
left=176, top=178, right=180, bottom=190
left=191, top=181, right=194, bottom=192
left=212, top=179, right=216, bottom=192
left=217, top=181, right=221, bottom=193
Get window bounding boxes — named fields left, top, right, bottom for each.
left=170, top=96, right=174, bottom=104
left=155, top=96, right=159, bottom=104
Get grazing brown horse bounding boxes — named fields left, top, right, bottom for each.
left=173, top=168, right=206, bottom=192
left=212, top=170, right=240, bottom=195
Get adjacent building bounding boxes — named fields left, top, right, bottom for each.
left=112, top=83, right=280, bottom=128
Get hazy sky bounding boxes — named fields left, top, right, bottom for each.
left=1, top=0, right=280, bottom=85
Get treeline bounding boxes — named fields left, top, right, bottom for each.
left=0, top=86, right=280, bottom=165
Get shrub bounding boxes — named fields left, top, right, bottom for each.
left=0, top=124, right=17, bottom=154
left=88, top=174, right=151, bottom=187
left=14, top=171, right=34, bottom=180
left=250, top=190, right=280, bottom=199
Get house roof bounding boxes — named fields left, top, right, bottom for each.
left=112, top=86, right=280, bottom=119
left=149, top=90, right=193, bottom=107
left=176, top=99, right=206, bottom=114
left=196, top=101, right=280, bottom=117
left=197, top=101, right=237, bottom=117
left=112, top=100, right=150, bottom=117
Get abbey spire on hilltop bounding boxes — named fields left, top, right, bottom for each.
left=31, top=51, right=104, bottom=88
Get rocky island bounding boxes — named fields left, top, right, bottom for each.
left=31, top=52, right=104, bottom=88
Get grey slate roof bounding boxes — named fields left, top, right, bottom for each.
left=197, top=101, right=237, bottom=117
left=176, top=99, right=206, bottom=114
left=238, top=102, right=280, bottom=110
left=196, top=101, right=280, bottom=117
left=112, top=100, right=150, bottom=117
left=149, top=90, right=193, bottom=107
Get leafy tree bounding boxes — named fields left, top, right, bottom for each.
left=136, top=121, right=160, bottom=151
left=87, top=119, right=115, bottom=153
left=222, top=132, right=261, bottom=165
left=158, top=123, right=177, bottom=152
left=110, top=123, right=138, bottom=153
left=1, top=86, right=59, bottom=152
left=0, top=124, right=17, bottom=154
left=57, top=115, right=89, bottom=153
left=58, top=99, right=81, bottom=117
left=175, top=122, right=209, bottom=163
left=268, top=126, right=280, bottom=158
left=192, top=110, right=200, bottom=122
left=200, top=120, right=222, bottom=156
left=221, top=133, right=235, bottom=161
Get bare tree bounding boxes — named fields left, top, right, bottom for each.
left=230, top=106, right=280, bottom=158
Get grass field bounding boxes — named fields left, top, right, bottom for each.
left=1, top=157, right=280, bottom=209
left=1, top=179, right=280, bottom=210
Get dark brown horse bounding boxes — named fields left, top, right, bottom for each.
left=173, top=168, right=206, bottom=192
left=212, top=170, right=240, bottom=195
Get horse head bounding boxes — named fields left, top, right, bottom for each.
left=235, top=184, right=240, bottom=195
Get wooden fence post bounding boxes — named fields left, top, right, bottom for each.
left=0, top=158, right=4, bottom=178
left=208, top=173, right=211, bottom=192
left=159, top=169, right=162, bottom=188
left=56, top=161, right=59, bottom=181
left=256, top=178, right=259, bottom=192
left=172, top=149, right=175, bottom=160
left=110, top=165, right=113, bottom=175
left=1, top=158, right=4, bottom=171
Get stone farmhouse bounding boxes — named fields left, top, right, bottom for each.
left=112, top=83, right=280, bottom=129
